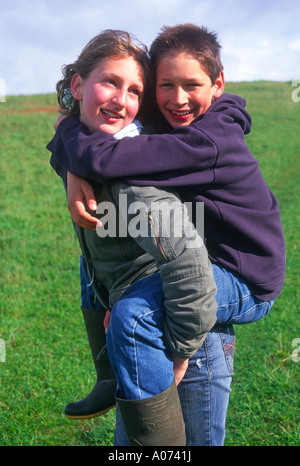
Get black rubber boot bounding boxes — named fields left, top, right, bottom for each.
left=65, top=307, right=117, bottom=419
left=116, top=380, right=186, bottom=446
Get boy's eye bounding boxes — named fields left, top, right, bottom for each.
left=186, top=83, right=201, bottom=88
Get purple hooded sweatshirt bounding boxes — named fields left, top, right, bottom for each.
left=48, top=93, right=285, bottom=301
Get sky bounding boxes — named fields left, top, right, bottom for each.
left=0, top=0, right=299, bottom=96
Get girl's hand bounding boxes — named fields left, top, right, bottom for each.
left=103, top=310, right=111, bottom=334
left=67, top=172, right=101, bottom=229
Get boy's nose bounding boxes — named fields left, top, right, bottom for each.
left=172, top=87, right=189, bottom=105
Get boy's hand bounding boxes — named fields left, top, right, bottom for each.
left=172, top=355, right=189, bottom=385
left=67, top=172, right=101, bottom=230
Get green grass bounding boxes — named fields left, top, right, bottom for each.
left=0, top=83, right=299, bottom=446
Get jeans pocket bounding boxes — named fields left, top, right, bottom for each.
left=218, top=324, right=235, bottom=375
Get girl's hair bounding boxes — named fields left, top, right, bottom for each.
left=56, top=29, right=154, bottom=118
left=150, top=24, right=223, bottom=84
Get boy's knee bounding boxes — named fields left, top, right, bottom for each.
left=110, top=296, right=163, bottom=342
left=109, top=297, right=139, bottom=340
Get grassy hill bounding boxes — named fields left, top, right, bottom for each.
left=0, top=82, right=299, bottom=446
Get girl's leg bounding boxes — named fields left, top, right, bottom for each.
left=178, top=324, right=235, bottom=446
left=64, top=255, right=116, bottom=419
left=213, top=265, right=274, bottom=325
left=114, top=404, right=131, bottom=446
left=80, top=254, right=102, bottom=310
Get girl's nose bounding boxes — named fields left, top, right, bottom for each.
left=112, top=88, right=126, bottom=107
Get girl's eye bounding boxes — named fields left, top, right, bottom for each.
left=129, top=88, right=142, bottom=98
left=103, top=79, right=116, bottom=86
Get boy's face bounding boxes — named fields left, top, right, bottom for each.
left=156, top=52, right=224, bottom=128
left=71, top=56, right=145, bottom=134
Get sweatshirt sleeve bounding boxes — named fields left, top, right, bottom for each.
left=47, top=114, right=218, bottom=185
left=112, top=183, right=217, bottom=358
left=47, top=93, right=252, bottom=188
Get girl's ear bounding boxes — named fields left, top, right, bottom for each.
left=70, top=73, right=83, bottom=101
left=213, top=70, right=225, bottom=98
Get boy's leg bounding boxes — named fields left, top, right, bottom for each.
left=107, top=273, right=174, bottom=399
left=213, top=265, right=274, bottom=325
left=107, top=273, right=185, bottom=446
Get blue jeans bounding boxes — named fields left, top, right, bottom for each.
left=212, top=264, right=274, bottom=325
left=80, top=256, right=273, bottom=323
left=79, top=256, right=273, bottom=445
left=111, top=273, right=235, bottom=447
left=106, top=272, right=174, bottom=400
left=114, top=324, right=235, bottom=446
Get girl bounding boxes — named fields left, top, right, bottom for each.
left=49, top=28, right=218, bottom=446
left=49, top=24, right=285, bottom=446
left=54, top=29, right=151, bottom=424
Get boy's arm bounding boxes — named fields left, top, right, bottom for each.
left=48, top=115, right=217, bottom=227
left=47, top=114, right=218, bottom=184
left=47, top=94, right=251, bottom=186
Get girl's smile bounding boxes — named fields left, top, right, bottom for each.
left=71, top=56, right=145, bottom=134
left=101, top=108, right=123, bottom=121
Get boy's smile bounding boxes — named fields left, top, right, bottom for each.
left=156, top=52, right=224, bottom=128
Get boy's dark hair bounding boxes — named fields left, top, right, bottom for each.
left=150, top=24, right=223, bottom=84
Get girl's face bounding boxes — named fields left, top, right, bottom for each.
left=71, top=56, right=145, bottom=134
left=156, top=52, right=224, bottom=128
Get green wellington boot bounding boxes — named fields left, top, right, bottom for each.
left=65, top=307, right=117, bottom=419
left=116, top=380, right=186, bottom=446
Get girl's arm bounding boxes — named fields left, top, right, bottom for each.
left=67, top=173, right=100, bottom=229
